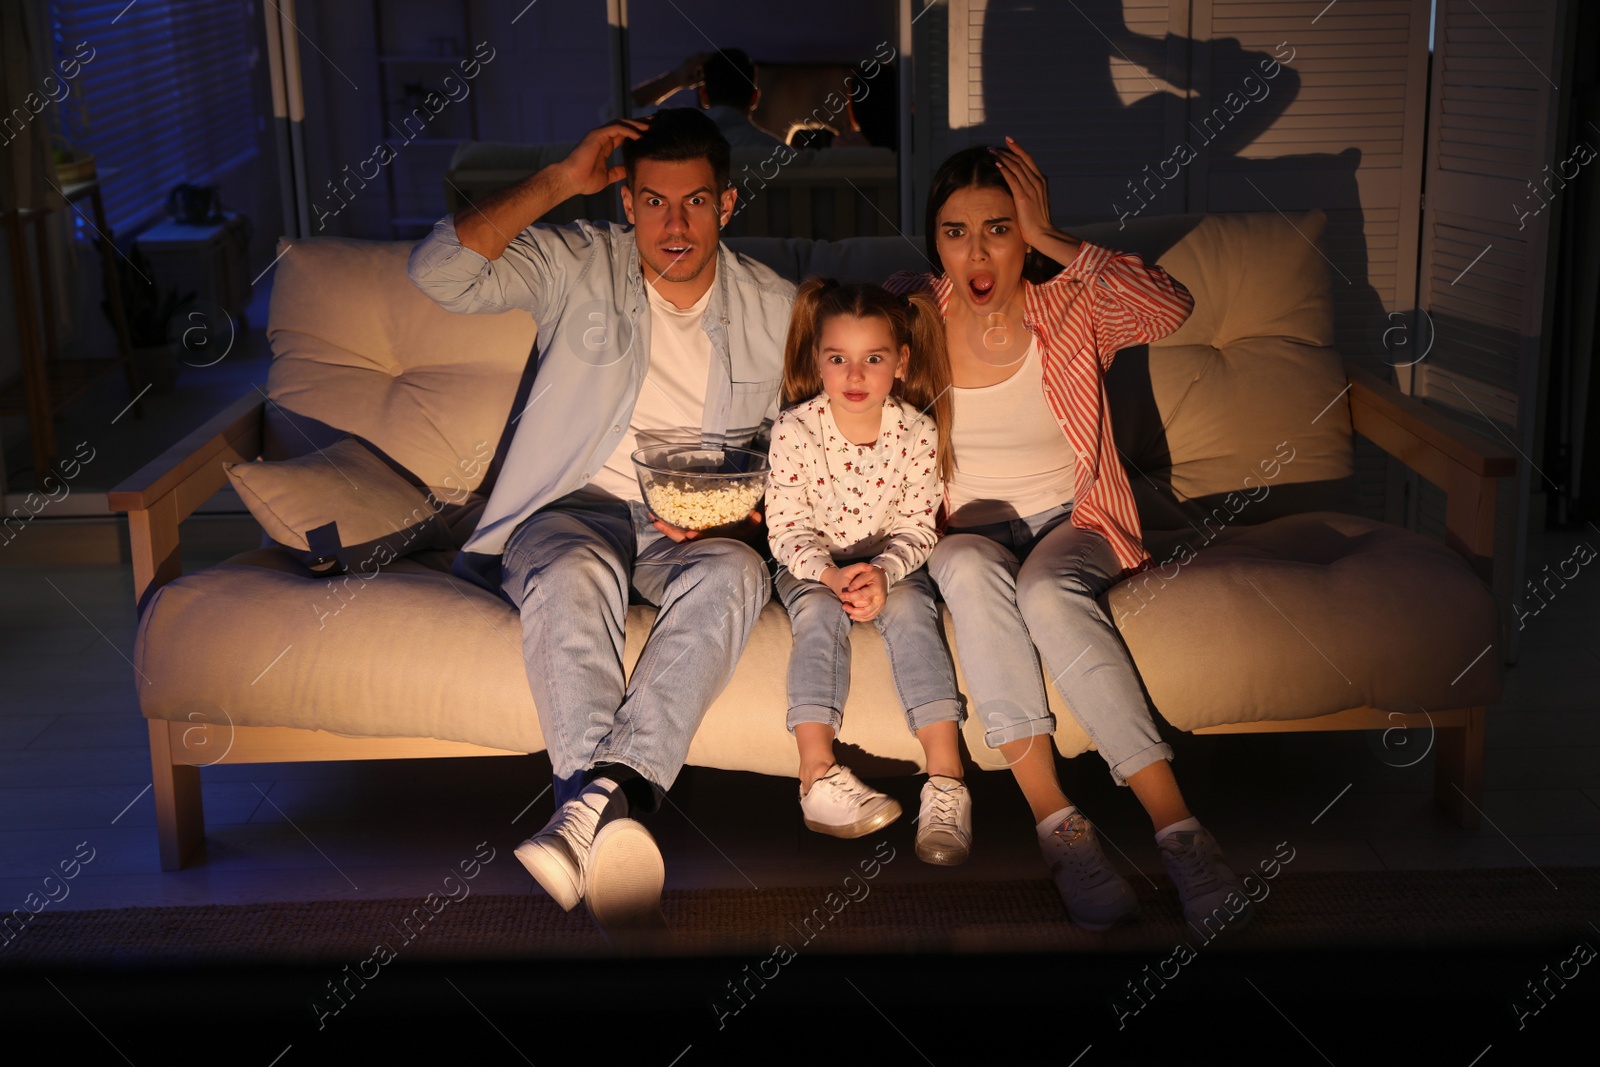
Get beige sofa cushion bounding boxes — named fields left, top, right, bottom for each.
left=1116, top=512, right=1502, bottom=725
left=224, top=436, right=452, bottom=569
left=264, top=237, right=535, bottom=503
left=132, top=550, right=1039, bottom=776
left=1084, top=211, right=1357, bottom=531
left=136, top=507, right=1500, bottom=773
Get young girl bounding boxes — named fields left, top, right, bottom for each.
left=766, top=279, right=971, bottom=866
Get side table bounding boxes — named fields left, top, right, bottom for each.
left=0, top=172, right=142, bottom=478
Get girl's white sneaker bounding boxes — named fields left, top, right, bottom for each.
left=800, top=764, right=903, bottom=838
left=915, top=775, right=972, bottom=865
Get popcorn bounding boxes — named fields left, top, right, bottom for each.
left=633, top=445, right=768, bottom=530
left=643, top=478, right=765, bottom=530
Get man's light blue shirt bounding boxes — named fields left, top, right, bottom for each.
left=407, top=216, right=796, bottom=596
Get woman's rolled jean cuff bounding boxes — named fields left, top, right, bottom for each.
left=904, top=697, right=964, bottom=734
left=1108, top=741, right=1175, bottom=786
left=982, top=713, right=1057, bottom=749
left=786, top=703, right=844, bottom=734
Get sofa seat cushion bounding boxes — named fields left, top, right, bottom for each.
left=135, top=512, right=1501, bottom=777
left=1107, top=512, right=1503, bottom=730
left=128, top=508, right=1497, bottom=777
left=135, top=550, right=1040, bottom=777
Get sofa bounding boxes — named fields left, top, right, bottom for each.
left=109, top=209, right=1515, bottom=870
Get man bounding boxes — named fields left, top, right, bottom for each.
left=407, top=109, right=795, bottom=928
left=632, top=48, right=787, bottom=149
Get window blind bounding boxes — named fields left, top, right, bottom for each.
left=48, top=0, right=260, bottom=234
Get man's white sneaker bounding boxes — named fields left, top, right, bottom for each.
left=915, top=775, right=972, bottom=865
left=513, top=780, right=619, bottom=911
left=1039, top=811, right=1140, bottom=930
left=1160, top=827, right=1253, bottom=934
left=585, top=818, right=667, bottom=933
left=799, top=764, right=902, bottom=838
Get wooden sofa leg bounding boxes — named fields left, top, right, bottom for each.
left=149, top=720, right=205, bottom=870
left=1433, top=707, right=1485, bottom=829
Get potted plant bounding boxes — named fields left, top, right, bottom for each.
left=103, top=244, right=194, bottom=394
left=50, top=141, right=97, bottom=186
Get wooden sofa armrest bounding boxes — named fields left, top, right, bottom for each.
left=1343, top=361, right=1517, bottom=582
left=107, top=391, right=265, bottom=608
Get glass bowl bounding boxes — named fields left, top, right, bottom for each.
left=632, top=445, right=769, bottom=530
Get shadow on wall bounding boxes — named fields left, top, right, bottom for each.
left=971, top=0, right=1299, bottom=204
left=965, top=0, right=1391, bottom=533
left=968, top=0, right=1388, bottom=342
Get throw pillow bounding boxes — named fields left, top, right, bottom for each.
left=224, top=436, right=452, bottom=574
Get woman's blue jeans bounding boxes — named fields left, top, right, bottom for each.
left=926, top=504, right=1172, bottom=785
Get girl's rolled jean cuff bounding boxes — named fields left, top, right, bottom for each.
left=1107, top=741, right=1175, bottom=786
left=786, top=703, right=844, bottom=734
left=904, top=697, right=964, bottom=734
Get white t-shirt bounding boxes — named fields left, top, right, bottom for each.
left=946, top=337, right=1077, bottom=526
left=589, top=279, right=715, bottom=501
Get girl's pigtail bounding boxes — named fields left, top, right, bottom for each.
left=902, top=290, right=955, bottom=482
left=781, top=277, right=832, bottom=408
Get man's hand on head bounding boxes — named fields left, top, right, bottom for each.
left=452, top=116, right=651, bottom=261
left=560, top=117, right=652, bottom=199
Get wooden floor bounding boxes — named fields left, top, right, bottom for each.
left=2, top=291, right=1597, bottom=915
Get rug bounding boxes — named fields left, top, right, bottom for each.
left=4, top=868, right=1596, bottom=969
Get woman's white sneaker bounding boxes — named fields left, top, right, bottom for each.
left=800, top=764, right=902, bottom=838
left=915, top=775, right=972, bottom=865
left=1039, top=811, right=1140, bottom=930
left=1159, top=827, right=1253, bottom=933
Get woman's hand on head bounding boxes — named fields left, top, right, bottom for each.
left=990, top=137, right=1054, bottom=249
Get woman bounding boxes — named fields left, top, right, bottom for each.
left=887, top=141, right=1250, bottom=932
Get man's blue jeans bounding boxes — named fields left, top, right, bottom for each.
left=500, top=491, right=771, bottom=809
left=926, top=504, right=1173, bottom=785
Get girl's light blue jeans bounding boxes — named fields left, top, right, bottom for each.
left=926, top=504, right=1173, bottom=785
left=774, top=563, right=963, bottom=735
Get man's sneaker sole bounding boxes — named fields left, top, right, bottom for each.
left=514, top=836, right=582, bottom=912
left=803, top=797, right=903, bottom=839
left=585, top=819, right=666, bottom=932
